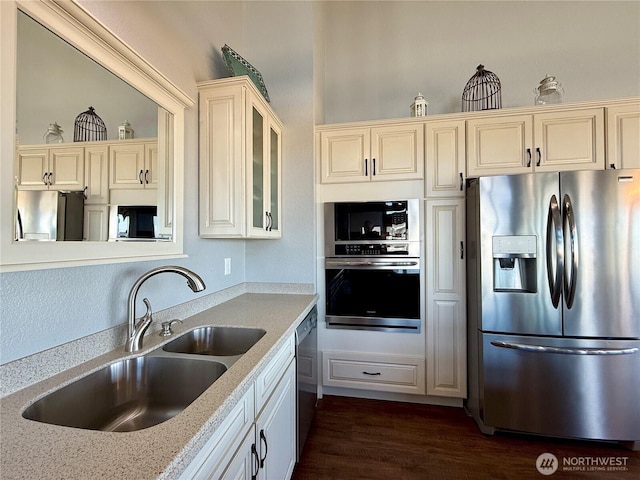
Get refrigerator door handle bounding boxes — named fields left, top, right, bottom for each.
left=562, top=194, right=578, bottom=309
left=490, top=341, right=638, bottom=356
left=16, top=209, right=24, bottom=240
left=546, top=194, right=563, bottom=308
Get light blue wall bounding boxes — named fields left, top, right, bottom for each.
left=320, top=0, right=640, bottom=123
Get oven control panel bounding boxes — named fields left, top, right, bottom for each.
left=335, top=243, right=410, bottom=256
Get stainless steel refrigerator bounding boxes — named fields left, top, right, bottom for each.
left=465, top=169, right=639, bottom=448
left=16, top=190, right=84, bottom=241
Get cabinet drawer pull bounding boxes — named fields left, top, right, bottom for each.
left=362, top=371, right=381, bottom=376
left=364, top=158, right=368, bottom=176
left=138, top=170, right=144, bottom=184
left=145, top=169, right=150, bottom=184
left=459, top=172, right=464, bottom=191
left=372, top=158, right=376, bottom=176
left=42, top=172, right=48, bottom=185
left=526, top=148, right=532, bottom=167
left=536, top=147, right=542, bottom=166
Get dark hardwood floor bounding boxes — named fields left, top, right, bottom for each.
left=292, top=395, right=639, bottom=480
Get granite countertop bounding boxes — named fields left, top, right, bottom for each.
left=0, top=293, right=317, bottom=479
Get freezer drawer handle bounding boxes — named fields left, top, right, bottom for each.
left=490, top=340, right=638, bottom=356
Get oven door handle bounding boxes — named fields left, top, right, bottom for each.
left=325, top=259, right=419, bottom=268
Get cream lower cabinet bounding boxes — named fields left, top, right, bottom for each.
left=179, top=335, right=296, bottom=480
left=323, top=351, right=426, bottom=395
left=318, top=123, right=424, bottom=184
left=83, top=205, right=109, bottom=241
left=425, top=199, right=466, bottom=398
left=606, top=102, right=640, bottom=169
left=466, top=108, right=605, bottom=177
left=198, top=76, right=282, bottom=239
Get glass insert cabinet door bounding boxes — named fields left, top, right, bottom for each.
left=249, top=100, right=281, bottom=238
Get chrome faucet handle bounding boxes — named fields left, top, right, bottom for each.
left=139, top=298, right=153, bottom=323
left=159, top=319, right=183, bottom=337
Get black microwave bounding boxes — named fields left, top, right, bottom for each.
left=324, top=199, right=421, bottom=257
left=109, top=205, right=158, bottom=240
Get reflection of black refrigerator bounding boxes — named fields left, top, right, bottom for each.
left=466, top=169, right=639, bottom=448
left=16, top=190, right=84, bottom=241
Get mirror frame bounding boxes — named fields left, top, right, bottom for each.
left=0, top=0, right=194, bottom=272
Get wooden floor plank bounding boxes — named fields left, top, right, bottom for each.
left=292, top=395, right=639, bottom=480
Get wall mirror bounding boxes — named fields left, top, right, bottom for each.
left=0, top=0, right=194, bottom=271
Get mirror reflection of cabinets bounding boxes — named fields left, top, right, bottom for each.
left=198, top=76, right=282, bottom=239
left=1, top=0, right=193, bottom=271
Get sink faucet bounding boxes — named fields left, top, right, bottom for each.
left=125, top=266, right=206, bottom=352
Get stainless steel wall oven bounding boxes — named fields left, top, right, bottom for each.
left=324, top=200, right=422, bottom=332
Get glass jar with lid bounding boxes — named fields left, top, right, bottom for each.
left=43, top=122, right=64, bottom=143
left=534, top=75, right=564, bottom=105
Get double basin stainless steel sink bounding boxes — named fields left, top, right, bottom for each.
left=22, top=326, right=266, bottom=432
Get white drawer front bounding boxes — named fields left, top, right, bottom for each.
left=323, top=351, right=425, bottom=394
left=179, top=384, right=255, bottom=480
left=255, top=334, right=295, bottom=413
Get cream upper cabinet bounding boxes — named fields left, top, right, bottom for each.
left=198, top=76, right=282, bottom=239
left=109, top=140, right=157, bottom=189
left=247, top=97, right=282, bottom=238
left=17, top=144, right=84, bottom=190
left=84, top=145, right=109, bottom=204
left=425, top=119, right=466, bottom=197
left=466, top=108, right=605, bottom=177
left=319, top=123, right=424, bottom=183
left=425, top=199, right=466, bottom=398
left=606, top=102, right=640, bottom=169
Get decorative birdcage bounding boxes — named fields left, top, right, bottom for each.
left=461, top=65, right=502, bottom=112
left=74, top=106, right=107, bottom=142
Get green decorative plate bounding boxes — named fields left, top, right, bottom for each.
left=222, top=44, right=270, bottom=103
